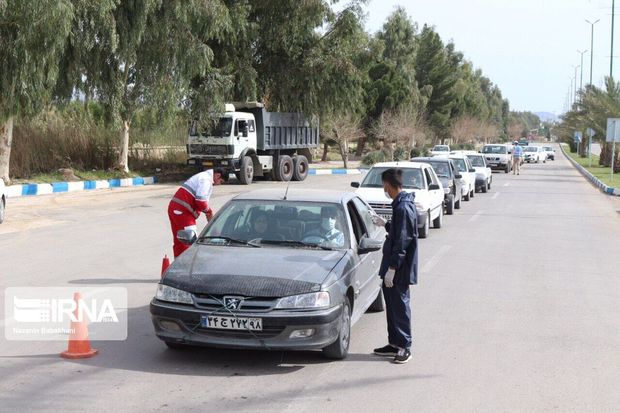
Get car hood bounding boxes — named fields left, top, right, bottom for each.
left=356, top=187, right=419, bottom=203
left=162, top=245, right=347, bottom=297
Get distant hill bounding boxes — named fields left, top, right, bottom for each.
left=534, top=112, right=559, bottom=123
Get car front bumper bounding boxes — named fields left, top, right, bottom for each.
left=150, top=299, right=343, bottom=350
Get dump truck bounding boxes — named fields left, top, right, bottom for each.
left=187, top=102, right=319, bottom=184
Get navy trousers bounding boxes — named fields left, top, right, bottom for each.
left=382, top=283, right=412, bottom=350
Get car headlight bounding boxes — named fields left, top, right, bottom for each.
left=275, top=292, right=330, bottom=309
left=156, top=284, right=194, bottom=305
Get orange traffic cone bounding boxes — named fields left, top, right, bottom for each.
left=60, top=292, right=98, bottom=359
left=161, top=255, right=171, bottom=277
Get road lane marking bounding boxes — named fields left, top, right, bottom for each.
left=422, top=245, right=452, bottom=273
left=468, top=210, right=484, bottom=223
left=492, top=192, right=500, bottom=200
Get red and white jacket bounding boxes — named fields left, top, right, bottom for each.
left=170, top=170, right=214, bottom=218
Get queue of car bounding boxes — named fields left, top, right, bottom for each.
left=151, top=142, right=553, bottom=360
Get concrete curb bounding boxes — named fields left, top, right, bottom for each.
left=560, top=144, right=620, bottom=196
left=308, top=168, right=364, bottom=175
left=5, top=176, right=158, bottom=198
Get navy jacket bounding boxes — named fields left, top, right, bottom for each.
left=379, top=191, right=418, bottom=285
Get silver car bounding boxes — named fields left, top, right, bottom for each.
left=151, top=189, right=386, bottom=359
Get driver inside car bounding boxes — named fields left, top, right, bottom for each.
left=303, top=207, right=345, bottom=247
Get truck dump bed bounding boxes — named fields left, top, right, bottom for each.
left=233, top=102, right=319, bottom=151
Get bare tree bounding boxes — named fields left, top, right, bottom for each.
left=451, top=116, right=500, bottom=145
left=373, top=107, right=430, bottom=160
left=323, top=113, right=363, bottom=169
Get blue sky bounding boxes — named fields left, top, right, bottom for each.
left=363, top=0, right=617, bottom=114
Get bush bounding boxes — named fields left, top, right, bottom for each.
left=362, top=150, right=389, bottom=166
left=393, top=146, right=408, bottom=161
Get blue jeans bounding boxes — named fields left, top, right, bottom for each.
left=382, top=283, right=412, bottom=350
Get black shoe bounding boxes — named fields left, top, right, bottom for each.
left=392, top=349, right=412, bottom=364
left=373, top=344, right=399, bottom=357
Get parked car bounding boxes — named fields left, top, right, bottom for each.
left=481, top=144, right=512, bottom=173
left=523, top=146, right=546, bottom=163
left=542, top=146, right=555, bottom=161
left=448, top=154, right=476, bottom=201
left=430, top=144, right=450, bottom=156
left=411, top=157, right=462, bottom=215
left=151, top=189, right=387, bottom=360
left=464, top=152, right=492, bottom=193
left=352, top=161, right=444, bottom=238
left=0, top=179, right=5, bottom=224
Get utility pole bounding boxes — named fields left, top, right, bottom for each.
left=578, top=50, right=588, bottom=93
left=586, top=19, right=600, bottom=85
left=573, top=65, right=580, bottom=102
left=612, top=0, right=616, bottom=78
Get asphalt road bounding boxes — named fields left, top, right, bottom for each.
left=1, top=146, right=620, bottom=413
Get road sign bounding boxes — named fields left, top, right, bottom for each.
left=586, top=128, right=595, bottom=137
left=574, top=131, right=582, bottom=143
left=606, top=118, right=620, bottom=142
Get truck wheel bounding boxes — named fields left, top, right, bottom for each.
left=276, top=155, right=294, bottom=182
left=292, top=155, right=309, bottom=181
left=239, top=156, right=254, bottom=185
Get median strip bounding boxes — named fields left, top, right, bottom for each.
left=5, top=176, right=158, bottom=198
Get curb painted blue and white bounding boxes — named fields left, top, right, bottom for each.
left=5, top=176, right=158, bottom=198
left=308, top=168, right=364, bottom=175
left=560, top=144, right=620, bottom=196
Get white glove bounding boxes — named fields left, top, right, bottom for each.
left=384, top=268, right=395, bottom=288
left=372, top=214, right=387, bottom=227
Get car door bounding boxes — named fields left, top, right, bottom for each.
left=347, top=198, right=382, bottom=321
left=424, top=166, right=443, bottom=215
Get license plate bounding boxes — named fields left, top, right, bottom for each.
left=200, top=315, right=263, bottom=331
left=202, top=161, right=213, bottom=167
left=380, top=214, right=391, bottom=220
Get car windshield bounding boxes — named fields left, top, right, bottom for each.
left=200, top=200, right=349, bottom=249
left=543, top=147, right=553, bottom=151
left=427, top=161, right=450, bottom=177
left=451, top=158, right=467, bottom=172
left=482, top=145, right=507, bottom=154
left=206, top=116, right=233, bottom=137
left=433, top=145, right=449, bottom=152
left=523, top=147, right=538, bottom=152
left=467, top=156, right=485, bottom=167
left=361, top=167, right=424, bottom=189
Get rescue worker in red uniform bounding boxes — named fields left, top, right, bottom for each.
left=168, top=168, right=225, bottom=257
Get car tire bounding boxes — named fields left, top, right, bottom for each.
left=464, top=189, right=470, bottom=201
left=368, top=288, right=385, bottom=312
left=322, top=297, right=351, bottom=360
left=470, top=186, right=475, bottom=198
left=433, top=207, right=443, bottom=229
left=275, top=155, right=294, bottom=182
left=0, top=197, right=5, bottom=224
left=482, top=182, right=488, bottom=193
left=505, top=165, right=510, bottom=173
left=239, top=156, right=254, bottom=185
left=488, top=179, right=492, bottom=190
left=292, top=155, right=309, bottom=181
left=446, top=195, right=454, bottom=215
left=455, top=196, right=461, bottom=209
left=419, top=212, right=430, bottom=238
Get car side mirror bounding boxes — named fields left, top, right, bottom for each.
left=455, top=174, right=462, bottom=179
left=428, top=184, right=440, bottom=190
left=358, top=236, right=383, bottom=254
left=350, top=182, right=360, bottom=188
left=469, top=168, right=476, bottom=173
left=508, top=151, right=512, bottom=154
left=177, top=229, right=197, bottom=245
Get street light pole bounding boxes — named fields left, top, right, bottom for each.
left=586, top=19, right=600, bottom=85
left=612, top=0, right=616, bottom=78
left=578, top=50, right=587, bottom=93
left=573, top=65, right=580, bottom=102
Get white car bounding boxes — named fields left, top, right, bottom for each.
left=448, top=154, right=476, bottom=201
left=430, top=144, right=450, bottom=156
left=523, top=146, right=546, bottom=163
left=542, top=146, right=555, bottom=161
left=462, top=152, right=492, bottom=193
left=0, top=179, right=5, bottom=224
left=481, top=143, right=512, bottom=173
left=351, top=162, right=444, bottom=238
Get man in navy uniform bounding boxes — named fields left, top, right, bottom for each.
left=371, top=168, right=418, bottom=364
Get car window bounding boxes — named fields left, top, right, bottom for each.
left=467, top=155, right=485, bottom=167
left=347, top=201, right=367, bottom=245
left=424, top=168, right=434, bottom=186
left=427, top=161, right=450, bottom=177
left=451, top=158, right=467, bottom=172
left=361, top=167, right=423, bottom=190
left=352, top=197, right=378, bottom=237
left=482, top=145, right=507, bottom=154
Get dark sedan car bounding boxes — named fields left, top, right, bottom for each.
left=411, top=157, right=462, bottom=214
left=151, top=189, right=386, bottom=359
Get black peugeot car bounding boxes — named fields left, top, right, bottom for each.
left=411, top=157, right=463, bottom=214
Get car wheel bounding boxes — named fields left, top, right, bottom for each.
left=446, top=195, right=454, bottom=215
left=275, top=155, right=294, bottom=182
left=292, top=155, right=309, bottom=181
left=0, top=197, right=5, bottom=224
left=455, top=196, right=461, bottom=209
left=322, top=297, right=351, bottom=359
left=505, top=165, right=510, bottom=173
left=368, top=288, right=385, bottom=312
left=239, top=156, right=254, bottom=185
left=464, top=189, right=470, bottom=201
left=488, top=179, right=492, bottom=190
left=470, top=186, right=475, bottom=198
left=419, top=212, right=430, bottom=238
left=433, top=207, right=443, bottom=229
left=482, top=182, right=488, bottom=193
